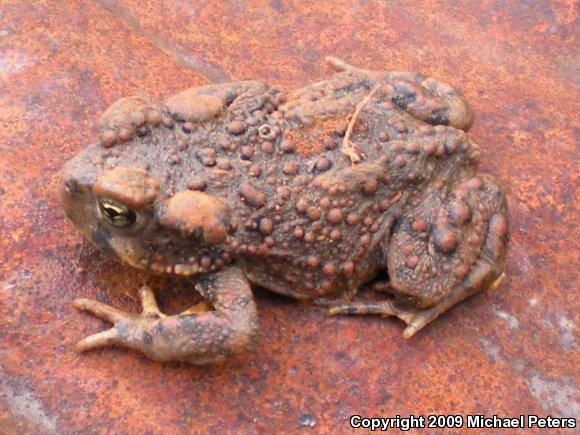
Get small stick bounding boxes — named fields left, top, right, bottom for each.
left=325, top=56, right=356, bottom=72
left=342, top=85, right=381, bottom=164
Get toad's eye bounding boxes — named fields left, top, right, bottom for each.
left=98, top=198, right=137, bottom=228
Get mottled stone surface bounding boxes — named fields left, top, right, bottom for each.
left=0, top=0, right=578, bottom=433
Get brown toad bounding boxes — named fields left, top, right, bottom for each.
left=60, top=57, right=509, bottom=364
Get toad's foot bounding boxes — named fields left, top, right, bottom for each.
left=74, top=285, right=174, bottom=351
left=73, top=266, right=257, bottom=364
left=329, top=273, right=505, bottom=338
left=328, top=300, right=424, bottom=338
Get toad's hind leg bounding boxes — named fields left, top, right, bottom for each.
left=387, top=73, right=475, bottom=131
left=324, top=56, right=474, bottom=131
left=329, top=175, right=508, bottom=337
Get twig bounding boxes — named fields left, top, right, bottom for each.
left=342, top=85, right=381, bottom=164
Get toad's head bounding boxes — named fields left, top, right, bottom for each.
left=60, top=146, right=237, bottom=276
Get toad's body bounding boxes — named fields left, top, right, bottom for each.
left=61, top=58, right=509, bottom=364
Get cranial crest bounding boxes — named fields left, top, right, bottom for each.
left=93, top=167, right=160, bottom=209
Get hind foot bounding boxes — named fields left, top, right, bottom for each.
left=328, top=300, right=431, bottom=338
left=329, top=273, right=504, bottom=338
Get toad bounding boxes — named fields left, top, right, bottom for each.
left=60, top=57, right=509, bottom=364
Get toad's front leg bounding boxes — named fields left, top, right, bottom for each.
left=74, top=266, right=257, bottom=364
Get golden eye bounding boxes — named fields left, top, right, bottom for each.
left=98, top=198, right=137, bottom=228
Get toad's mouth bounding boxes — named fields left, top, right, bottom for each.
left=105, top=236, right=234, bottom=277
left=148, top=260, right=213, bottom=276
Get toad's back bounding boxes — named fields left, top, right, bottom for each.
left=77, top=62, right=481, bottom=302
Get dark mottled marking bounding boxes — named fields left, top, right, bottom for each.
left=92, top=225, right=114, bottom=255
left=142, top=331, right=153, bottom=345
